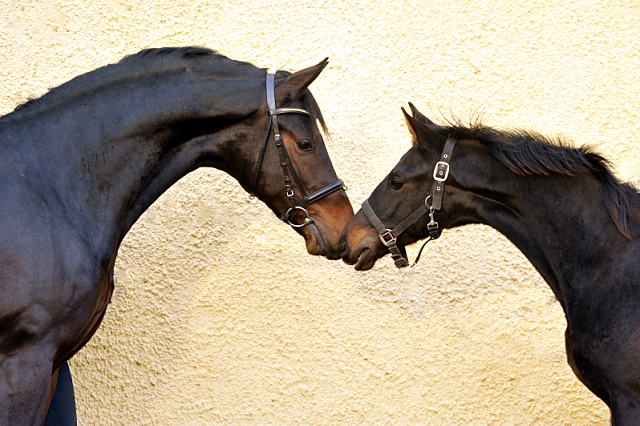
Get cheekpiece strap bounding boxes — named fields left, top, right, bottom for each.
left=362, top=199, right=387, bottom=234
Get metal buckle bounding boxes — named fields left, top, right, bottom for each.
left=286, top=206, right=312, bottom=228
left=433, top=161, right=450, bottom=182
left=272, top=107, right=310, bottom=116
left=379, top=229, right=397, bottom=247
left=424, top=195, right=433, bottom=208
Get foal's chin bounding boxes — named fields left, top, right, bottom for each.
left=338, top=234, right=383, bottom=271
left=353, top=247, right=378, bottom=271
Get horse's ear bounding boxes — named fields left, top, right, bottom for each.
left=402, top=107, right=444, bottom=151
left=408, top=102, right=435, bottom=125
left=275, top=58, right=329, bottom=104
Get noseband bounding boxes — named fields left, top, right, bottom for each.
left=250, top=72, right=345, bottom=228
left=361, top=135, right=457, bottom=268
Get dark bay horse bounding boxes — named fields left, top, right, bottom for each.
left=340, top=104, right=640, bottom=425
left=0, top=47, right=353, bottom=425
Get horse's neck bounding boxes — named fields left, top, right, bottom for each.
left=27, top=72, right=260, bottom=256
left=475, top=173, right=633, bottom=305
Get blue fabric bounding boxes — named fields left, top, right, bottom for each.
left=44, top=362, right=77, bottom=426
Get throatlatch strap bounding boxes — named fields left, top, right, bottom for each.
left=393, top=203, right=430, bottom=236
left=249, top=119, right=272, bottom=198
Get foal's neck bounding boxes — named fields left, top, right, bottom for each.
left=477, top=172, right=633, bottom=306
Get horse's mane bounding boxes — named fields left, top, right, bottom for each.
left=431, top=120, right=638, bottom=239
left=8, top=48, right=260, bottom=116
left=5, top=47, right=327, bottom=134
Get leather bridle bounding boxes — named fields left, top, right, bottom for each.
left=361, top=135, right=457, bottom=268
left=250, top=72, right=345, bottom=228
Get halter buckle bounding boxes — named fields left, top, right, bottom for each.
left=433, top=161, right=450, bottom=182
left=379, top=229, right=398, bottom=247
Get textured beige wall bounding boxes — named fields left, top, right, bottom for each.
left=2, top=1, right=639, bottom=424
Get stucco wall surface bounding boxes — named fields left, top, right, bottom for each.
left=2, top=0, right=639, bottom=424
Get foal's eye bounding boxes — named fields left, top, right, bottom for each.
left=297, top=140, right=313, bottom=151
left=390, top=178, right=404, bottom=190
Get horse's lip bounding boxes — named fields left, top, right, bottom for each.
left=354, top=248, right=371, bottom=270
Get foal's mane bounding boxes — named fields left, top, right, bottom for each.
left=6, top=47, right=327, bottom=132
left=433, top=121, right=638, bottom=239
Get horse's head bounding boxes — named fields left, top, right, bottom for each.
left=241, top=60, right=353, bottom=259
left=340, top=105, right=477, bottom=270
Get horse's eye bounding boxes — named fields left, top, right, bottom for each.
left=390, top=178, right=404, bottom=190
left=297, top=140, right=313, bottom=151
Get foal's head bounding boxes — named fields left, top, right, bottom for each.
left=340, top=103, right=636, bottom=270
left=338, top=105, right=468, bottom=269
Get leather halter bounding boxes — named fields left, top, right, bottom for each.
left=249, top=72, right=345, bottom=227
left=362, top=135, right=457, bottom=268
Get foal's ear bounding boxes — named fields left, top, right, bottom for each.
left=408, top=102, right=435, bottom=126
left=275, top=58, right=329, bottom=104
left=402, top=107, right=444, bottom=151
